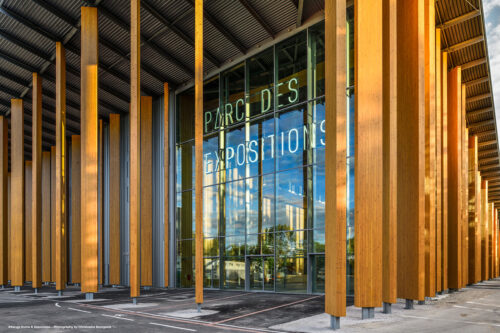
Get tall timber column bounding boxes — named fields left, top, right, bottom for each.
left=424, top=0, right=436, bottom=299
left=130, top=0, right=141, bottom=301
left=98, top=119, right=103, bottom=285
left=0, top=117, right=7, bottom=288
left=32, top=74, right=42, bottom=292
left=141, top=96, right=152, bottom=287
left=489, top=203, right=494, bottom=278
left=194, top=0, right=204, bottom=312
left=55, top=42, right=67, bottom=294
left=481, top=180, right=488, bottom=280
left=164, top=83, right=169, bottom=288
left=25, top=162, right=32, bottom=283
left=396, top=0, right=425, bottom=307
left=435, top=28, right=442, bottom=295
left=11, top=99, right=24, bottom=291
left=109, top=115, right=120, bottom=286
left=325, top=0, right=347, bottom=328
left=50, top=147, right=55, bottom=282
left=447, top=67, right=462, bottom=290
left=354, top=0, right=383, bottom=319
left=71, top=136, right=81, bottom=284
left=42, top=152, right=51, bottom=283
left=461, top=88, right=468, bottom=287
left=441, top=51, right=449, bottom=292
left=81, top=6, right=99, bottom=299
left=468, top=136, right=481, bottom=284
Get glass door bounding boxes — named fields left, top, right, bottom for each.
left=246, top=256, right=275, bottom=291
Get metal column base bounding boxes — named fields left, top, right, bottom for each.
left=86, top=293, right=94, bottom=301
left=197, top=303, right=202, bottom=313
left=58, top=290, right=63, bottom=297
left=361, top=307, right=375, bottom=319
left=417, top=300, right=425, bottom=305
left=383, top=302, right=392, bottom=314
left=1, top=285, right=4, bottom=289
left=143, top=286, right=151, bottom=291
left=14, top=286, right=20, bottom=292
left=132, top=297, right=137, bottom=305
left=330, top=316, right=340, bottom=330
left=404, top=299, right=414, bottom=309
left=34, top=288, right=38, bottom=294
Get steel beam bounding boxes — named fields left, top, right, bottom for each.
left=467, top=93, right=492, bottom=104
left=436, top=10, right=480, bottom=30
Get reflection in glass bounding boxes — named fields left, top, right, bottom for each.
left=275, top=230, right=307, bottom=257
left=203, top=186, right=219, bottom=237
left=310, top=229, right=325, bottom=253
left=225, top=125, right=246, bottom=182
left=204, top=258, right=220, bottom=288
left=312, top=164, right=325, bottom=230
left=222, top=63, right=246, bottom=128
left=276, top=167, right=308, bottom=231
left=224, top=236, right=245, bottom=256
left=203, top=237, right=219, bottom=257
left=311, top=255, right=325, bottom=293
left=176, top=191, right=194, bottom=239
left=223, top=257, right=245, bottom=289
left=248, top=257, right=274, bottom=291
left=276, top=31, right=307, bottom=109
left=246, top=233, right=274, bottom=255
left=246, top=175, right=274, bottom=234
left=204, top=76, right=221, bottom=135
left=276, top=256, right=307, bottom=293
left=247, top=115, right=275, bottom=177
left=203, top=133, right=220, bottom=186
left=176, top=87, right=194, bottom=143
left=176, top=239, right=194, bottom=288
left=176, top=141, right=194, bottom=191
left=225, top=180, right=245, bottom=236
left=308, top=22, right=325, bottom=98
left=248, top=48, right=274, bottom=118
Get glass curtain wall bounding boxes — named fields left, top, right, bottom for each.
left=175, top=18, right=354, bottom=295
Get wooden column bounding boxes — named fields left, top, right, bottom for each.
left=194, top=0, right=204, bottom=307
left=354, top=0, right=383, bottom=309
left=42, top=152, right=51, bottom=282
left=81, top=6, right=99, bottom=294
left=435, top=28, right=442, bottom=293
left=424, top=0, right=436, bottom=297
left=130, top=0, right=141, bottom=299
left=461, top=87, right=468, bottom=287
left=71, top=136, right=81, bottom=284
left=447, top=67, right=462, bottom=290
left=496, top=211, right=499, bottom=277
left=396, top=0, right=425, bottom=301
left=109, top=115, right=120, bottom=285
left=25, top=162, right=32, bottom=282
left=98, top=119, right=103, bottom=285
left=477, top=172, right=482, bottom=280
left=0, top=117, right=7, bottom=286
left=7, top=173, right=10, bottom=282
left=164, top=83, right=169, bottom=288
left=325, top=0, right=347, bottom=319
left=55, top=42, right=67, bottom=291
left=441, top=51, right=449, bottom=291
left=50, top=146, right=55, bottom=282
left=141, top=96, right=153, bottom=287
left=489, top=203, right=494, bottom=278
left=11, top=99, right=25, bottom=287
left=32, top=73, right=42, bottom=289
left=481, top=180, right=488, bottom=280
left=468, top=136, right=481, bottom=283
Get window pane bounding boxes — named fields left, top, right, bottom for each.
left=176, top=191, right=194, bottom=239
left=203, top=133, right=220, bottom=186
left=248, top=48, right=274, bottom=118
left=225, top=125, right=246, bottom=181
left=312, top=255, right=325, bottom=293
left=275, top=230, right=307, bottom=257
left=308, top=22, right=325, bottom=98
left=203, top=76, right=221, bottom=135
left=249, top=257, right=263, bottom=290
left=246, top=174, right=275, bottom=234
left=225, top=180, right=246, bottom=236
left=312, top=164, right=325, bottom=230
left=310, top=229, right=325, bottom=253
left=276, top=256, right=307, bottom=293
left=223, top=236, right=246, bottom=256
left=176, top=87, right=194, bottom=143
left=223, top=257, right=245, bottom=289
left=276, top=31, right=307, bottom=109
left=276, top=167, right=308, bottom=231
left=276, top=105, right=310, bottom=171
left=222, top=62, right=246, bottom=128
left=176, top=239, right=194, bottom=288
left=312, top=99, right=326, bottom=165
left=204, top=258, right=220, bottom=288
left=203, top=237, right=219, bottom=257
left=176, top=141, right=194, bottom=191
left=247, top=115, right=275, bottom=177
left=203, top=185, right=219, bottom=237
left=246, top=233, right=274, bottom=255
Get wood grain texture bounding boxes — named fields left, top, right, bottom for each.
left=71, top=136, right=81, bottom=284
left=50, top=146, right=55, bottom=282
left=55, top=42, right=67, bottom=291
left=435, top=29, right=442, bottom=292
left=164, top=83, right=169, bottom=288
left=109, top=115, right=120, bottom=285
left=32, top=73, right=42, bottom=288
left=98, top=119, right=103, bottom=285
left=489, top=203, right=494, bottom=278
left=396, top=0, right=425, bottom=301
left=41, top=152, right=51, bottom=282
left=477, top=173, right=482, bottom=280
left=354, top=0, right=383, bottom=308
left=11, top=99, right=25, bottom=286
left=468, top=136, right=481, bottom=283
left=194, top=0, right=204, bottom=306
left=0, top=117, right=7, bottom=286
left=382, top=0, right=397, bottom=305
left=81, top=7, right=99, bottom=294
left=461, top=88, right=468, bottom=287
left=441, top=51, right=449, bottom=291
left=481, top=180, right=489, bottom=280
left=130, top=0, right=141, bottom=299
left=324, top=0, right=347, bottom=317
left=447, top=67, right=462, bottom=290
left=7, top=173, right=10, bottom=282
left=141, top=96, right=153, bottom=287
left=424, top=0, right=436, bottom=297
left=25, top=161, right=32, bottom=282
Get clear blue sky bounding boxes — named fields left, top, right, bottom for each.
left=484, top=0, right=500, bottom=127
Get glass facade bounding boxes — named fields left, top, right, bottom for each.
left=175, top=18, right=354, bottom=295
